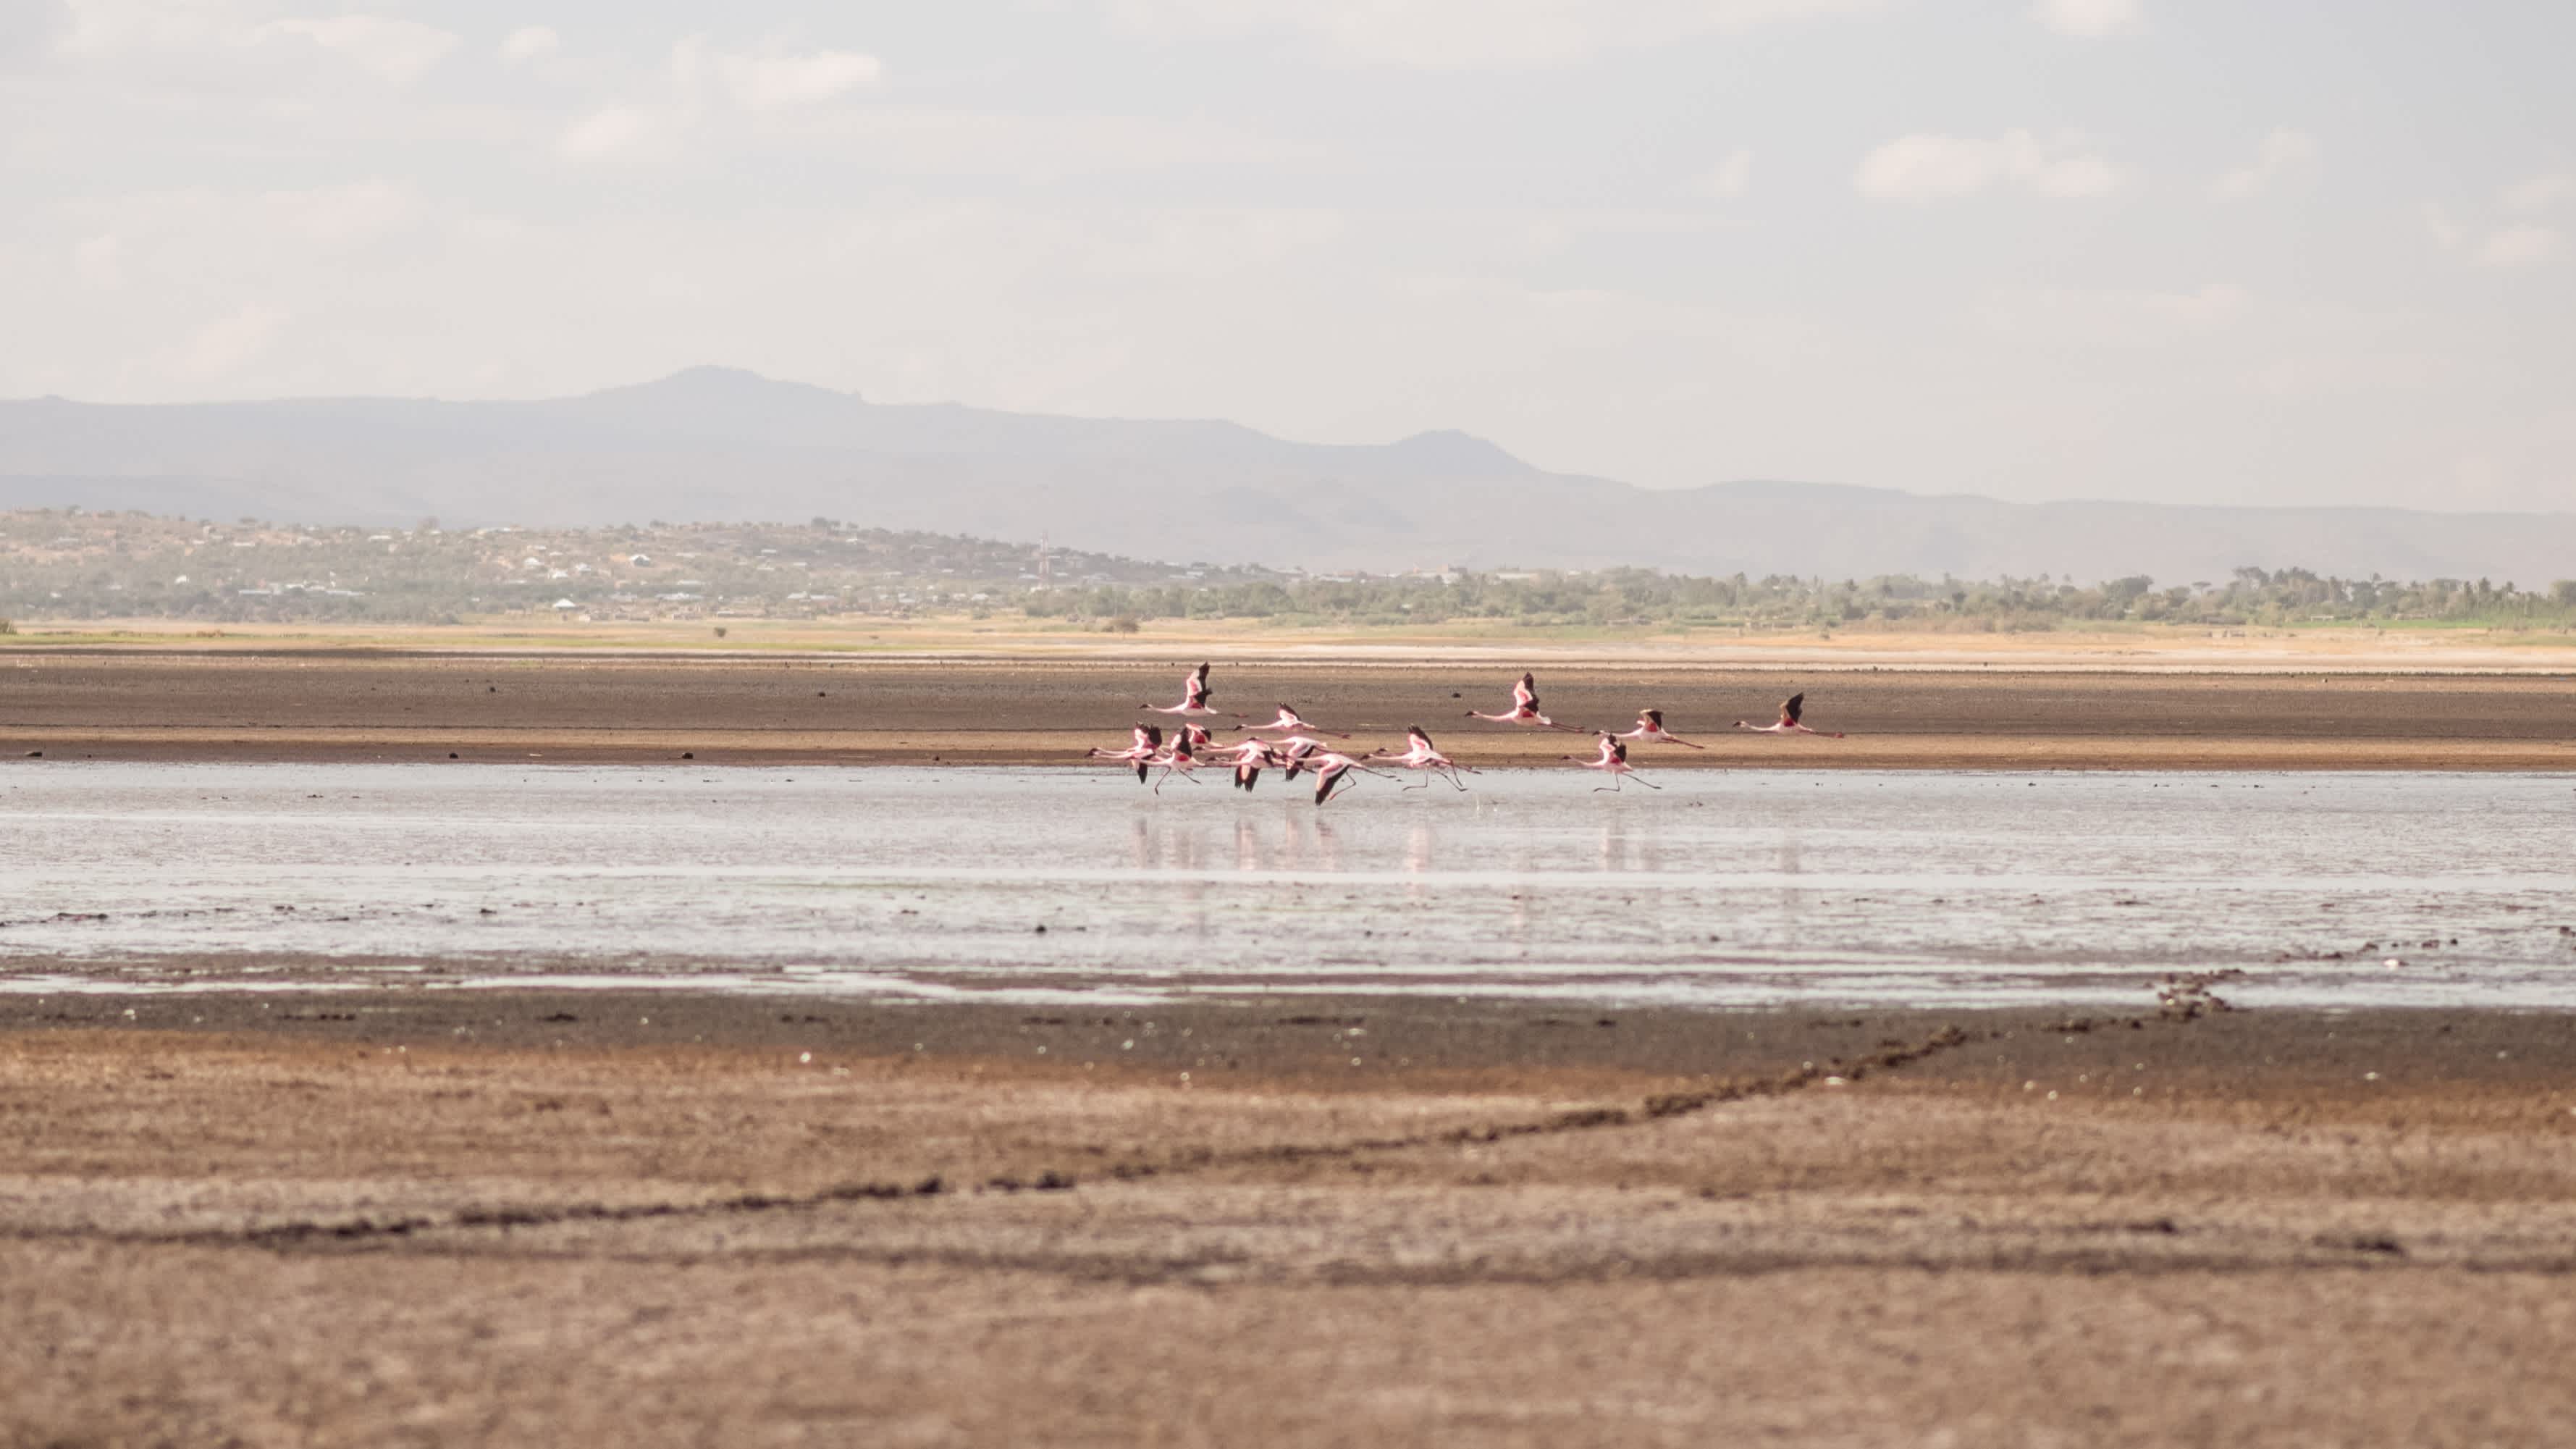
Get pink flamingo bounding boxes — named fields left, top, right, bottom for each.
left=1305, top=749, right=1394, bottom=806
left=1735, top=693, right=1844, bottom=738
left=1087, top=723, right=1165, bottom=784
left=1563, top=733, right=1661, bottom=791
left=1369, top=725, right=1478, bottom=791
left=1140, top=663, right=1242, bottom=723
left=1145, top=726, right=1205, bottom=794
left=1614, top=708, right=1706, bottom=750
left=1211, top=737, right=1284, bottom=791
left=1246, top=704, right=1350, bottom=739
left=1276, top=738, right=1324, bottom=781
left=1464, top=672, right=1580, bottom=731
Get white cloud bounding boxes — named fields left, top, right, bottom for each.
left=72, top=231, right=121, bottom=287
left=546, top=41, right=887, bottom=163
left=557, top=104, right=656, bottom=159
left=767, top=106, right=1322, bottom=178
left=2502, top=174, right=2573, bottom=213
left=266, top=16, right=458, bottom=85
left=1688, top=148, right=1753, bottom=200
left=713, top=46, right=881, bottom=111
left=55, top=0, right=248, bottom=58
left=2425, top=203, right=2467, bottom=251
left=168, top=302, right=288, bottom=377
left=2212, top=128, right=2318, bottom=199
left=666, top=36, right=882, bottom=114
left=266, top=177, right=424, bottom=245
left=2139, top=282, right=2247, bottom=329
left=2032, top=0, right=2141, bottom=38
left=2430, top=188, right=2566, bottom=269
left=498, top=25, right=557, bottom=67
left=2244, top=350, right=2451, bottom=401
left=2475, top=224, right=2560, bottom=268
left=1106, top=0, right=1877, bottom=70
left=1984, top=282, right=2248, bottom=343
left=1854, top=130, right=2122, bottom=201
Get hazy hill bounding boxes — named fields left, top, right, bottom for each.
left=5, top=367, right=2572, bottom=584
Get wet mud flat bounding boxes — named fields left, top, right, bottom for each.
left=6, top=652, right=2575, bottom=767
left=6, top=990, right=2574, bottom=1447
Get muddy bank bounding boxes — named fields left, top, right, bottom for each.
left=6, top=992, right=2573, bottom=1446
left=4, top=652, right=2573, bottom=767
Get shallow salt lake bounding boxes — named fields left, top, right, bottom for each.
left=2, top=763, right=2572, bottom=1010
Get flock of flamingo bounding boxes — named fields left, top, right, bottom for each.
left=1088, top=664, right=1844, bottom=804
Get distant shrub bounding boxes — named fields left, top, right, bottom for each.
left=712, top=626, right=728, bottom=639
left=1103, top=614, right=1141, bottom=634
left=0, top=618, right=14, bottom=634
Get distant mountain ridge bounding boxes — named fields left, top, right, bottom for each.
left=4, top=366, right=2570, bottom=584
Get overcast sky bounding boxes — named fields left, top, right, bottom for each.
left=3, top=0, right=2571, bottom=509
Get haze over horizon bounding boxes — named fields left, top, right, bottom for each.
left=13, top=363, right=2576, bottom=584
left=17, top=361, right=2576, bottom=526
left=4, top=1, right=2572, bottom=516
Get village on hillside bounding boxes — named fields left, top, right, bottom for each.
left=4, top=507, right=2572, bottom=635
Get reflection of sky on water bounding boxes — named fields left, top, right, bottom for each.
left=3, top=763, right=2572, bottom=1009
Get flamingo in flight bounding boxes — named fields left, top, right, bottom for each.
left=1087, top=723, right=1165, bottom=783
left=1275, top=738, right=1325, bottom=781
left=1371, top=725, right=1478, bottom=791
left=1211, top=737, right=1284, bottom=791
left=1464, top=672, right=1580, bottom=731
left=1614, top=708, right=1706, bottom=750
left=1140, top=663, right=1241, bottom=723
left=1246, top=704, right=1350, bottom=739
left=1735, top=693, right=1845, bottom=738
left=1144, top=726, right=1205, bottom=794
left=1564, top=733, right=1662, bottom=791
left=1305, top=749, right=1393, bottom=806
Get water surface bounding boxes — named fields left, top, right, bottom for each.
left=4, top=763, right=2572, bottom=1009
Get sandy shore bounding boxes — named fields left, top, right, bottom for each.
left=6, top=652, right=2573, bottom=768
left=6, top=990, right=2573, bottom=1446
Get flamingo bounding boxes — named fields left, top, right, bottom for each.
left=1305, top=749, right=1393, bottom=806
left=1087, top=723, right=1165, bottom=783
left=1464, top=672, right=1580, bottom=731
left=1140, top=663, right=1242, bottom=723
left=1564, top=733, right=1661, bottom=791
left=1211, top=737, right=1284, bottom=791
left=1735, top=692, right=1844, bottom=738
left=1370, top=725, right=1478, bottom=791
left=1277, top=738, right=1324, bottom=781
left=1145, top=726, right=1205, bottom=794
left=1246, top=704, right=1350, bottom=739
left=1614, top=708, right=1706, bottom=750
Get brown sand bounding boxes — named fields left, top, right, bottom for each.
left=6, top=991, right=2574, bottom=1446
left=6, top=652, right=2574, bottom=768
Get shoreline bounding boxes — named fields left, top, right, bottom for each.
left=12, top=986, right=2576, bottom=1083
left=7, top=653, right=2571, bottom=770
left=12, top=730, right=2576, bottom=770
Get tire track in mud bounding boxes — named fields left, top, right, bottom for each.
left=5, top=980, right=2244, bottom=1256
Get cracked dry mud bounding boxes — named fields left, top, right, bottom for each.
left=5, top=991, right=2575, bottom=1447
